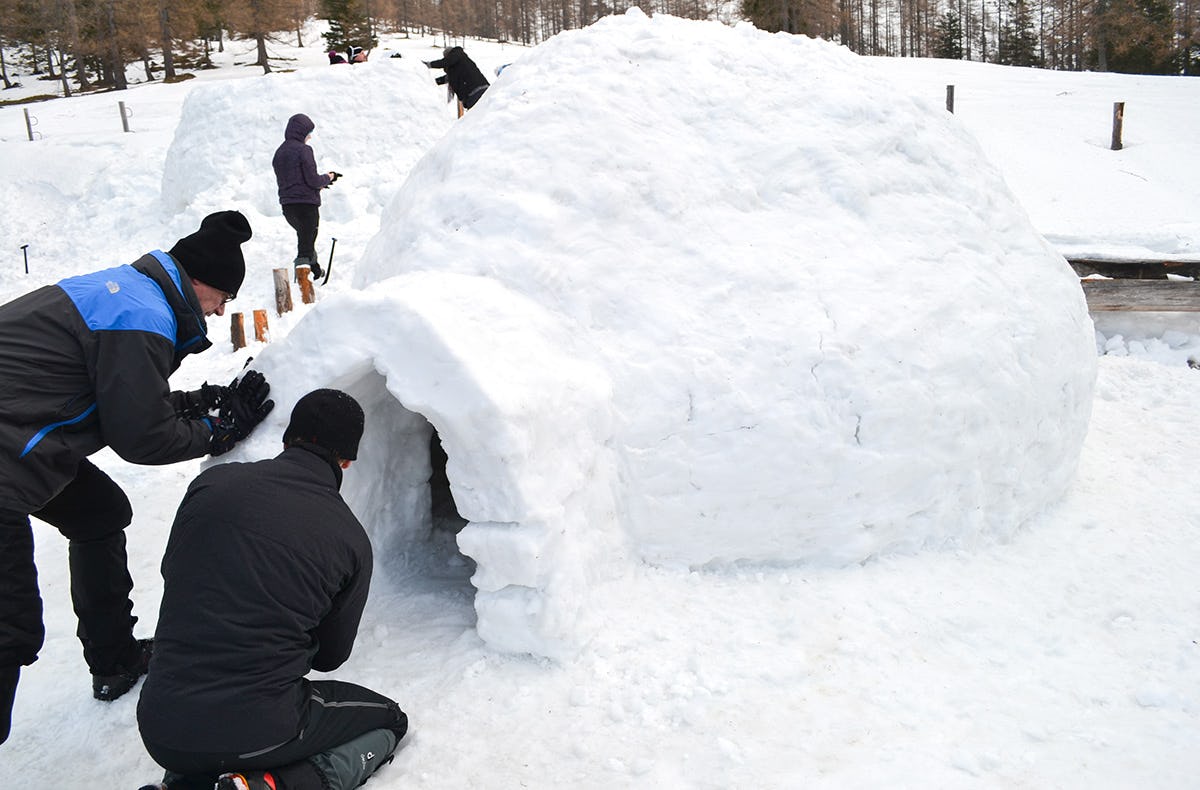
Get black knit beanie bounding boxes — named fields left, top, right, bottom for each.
left=283, top=389, right=365, bottom=461
left=168, top=210, right=253, bottom=297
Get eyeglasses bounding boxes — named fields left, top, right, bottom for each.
left=221, top=292, right=235, bottom=305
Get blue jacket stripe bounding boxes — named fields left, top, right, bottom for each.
left=21, top=403, right=98, bottom=457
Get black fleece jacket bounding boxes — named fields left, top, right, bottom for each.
left=137, top=445, right=372, bottom=754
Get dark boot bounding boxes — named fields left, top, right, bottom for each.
left=0, top=666, right=19, bottom=745
left=92, top=637, right=152, bottom=701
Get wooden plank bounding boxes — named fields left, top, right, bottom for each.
left=1067, top=258, right=1200, bottom=280
left=1081, top=279, right=1200, bottom=312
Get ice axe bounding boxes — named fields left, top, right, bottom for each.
left=322, top=238, right=336, bottom=286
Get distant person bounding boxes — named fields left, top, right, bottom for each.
left=137, top=390, right=408, bottom=790
left=0, top=211, right=274, bottom=745
left=347, top=45, right=367, bottom=64
left=426, top=46, right=489, bottom=110
left=327, top=50, right=346, bottom=65
left=271, top=113, right=338, bottom=281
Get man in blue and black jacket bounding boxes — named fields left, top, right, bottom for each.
left=0, top=210, right=275, bottom=746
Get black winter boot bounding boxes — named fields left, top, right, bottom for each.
left=92, top=638, right=152, bottom=701
left=0, top=665, right=19, bottom=745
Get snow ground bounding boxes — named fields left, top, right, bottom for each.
left=0, top=13, right=1198, bottom=790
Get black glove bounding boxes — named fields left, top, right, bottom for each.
left=308, top=260, right=325, bottom=280
left=209, top=370, right=275, bottom=456
left=177, top=382, right=231, bottom=419
left=329, top=171, right=343, bottom=184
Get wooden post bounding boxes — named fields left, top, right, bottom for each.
left=230, top=312, right=246, bottom=350
left=296, top=265, right=315, bottom=304
left=253, top=309, right=270, bottom=342
left=945, top=84, right=955, bottom=113
left=118, top=101, right=131, bottom=133
left=272, top=268, right=293, bottom=315
left=1111, top=102, right=1124, bottom=151
left=457, top=100, right=464, bottom=119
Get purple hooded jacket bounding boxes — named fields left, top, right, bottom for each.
left=272, top=114, right=331, bottom=206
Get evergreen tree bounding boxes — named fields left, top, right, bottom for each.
left=933, top=9, right=964, bottom=59
left=997, top=0, right=1039, bottom=66
left=1091, top=0, right=1175, bottom=73
left=322, top=0, right=377, bottom=53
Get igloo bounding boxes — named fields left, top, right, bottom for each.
left=234, top=11, right=1096, bottom=659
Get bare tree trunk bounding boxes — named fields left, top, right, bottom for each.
left=159, top=1, right=177, bottom=80
left=257, top=32, right=271, bottom=74
left=0, top=44, right=12, bottom=89
left=56, top=48, right=72, bottom=96
left=104, top=0, right=127, bottom=89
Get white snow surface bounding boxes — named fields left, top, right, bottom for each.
left=0, top=12, right=1198, bottom=790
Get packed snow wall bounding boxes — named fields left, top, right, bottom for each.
left=239, top=274, right=626, bottom=660
left=353, top=10, right=1097, bottom=570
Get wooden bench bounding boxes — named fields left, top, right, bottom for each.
left=1066, top=258, right=1200, bottom=312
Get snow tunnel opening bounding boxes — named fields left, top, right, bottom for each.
left=428, top=429, right=466, bottom=535
left=334, top=369, right=479, bottom=635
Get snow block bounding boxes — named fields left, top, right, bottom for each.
left=353, top=11, right=1097, bottom=571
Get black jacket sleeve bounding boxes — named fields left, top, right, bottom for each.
left=91, top=329, right=212, bottom=464
left=311, top=563, right=371, bottom=672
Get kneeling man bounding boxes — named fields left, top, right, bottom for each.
left=138, top=389, right=407, bottom=790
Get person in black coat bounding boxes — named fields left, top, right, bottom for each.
left=0, top=211, right=275, bottom=745
left=137, top=390, right=408, bottom=790
left=271, top=113, right=338, bottom=280
left=426, top=46, right=489, bottom=110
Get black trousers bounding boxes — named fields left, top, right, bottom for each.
left=144, top=680, right=408, bottom=790
left=0, top=460, right=138, bottom=740
left=282, top=203, right=321, bottom=263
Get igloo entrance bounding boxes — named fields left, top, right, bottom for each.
left=249, top=276, right=628, bottom=659
left=334, top=369, right=473, bottom=590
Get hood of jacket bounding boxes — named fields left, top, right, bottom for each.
left=285, top=113, right=315, bottom=143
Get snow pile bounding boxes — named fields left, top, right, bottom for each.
left=257, top=11, right=1094, bottom=657
left=160, top=57, right=451, bottom=222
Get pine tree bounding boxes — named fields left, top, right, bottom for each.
left=998, top=0, right=1039, bottom=66
left=933, top=9, right=964, bottom=59
left=321, top=0, right=377, bottom=53
left=1092, top=0, right=1175, bottom=73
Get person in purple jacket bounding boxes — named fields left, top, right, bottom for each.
left=271, top=114, right=338, bottom=280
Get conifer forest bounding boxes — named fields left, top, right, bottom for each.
left=0, top=0, right=1195, bottom=99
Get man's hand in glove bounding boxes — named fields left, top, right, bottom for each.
left=209, top=370, right=275, bottom=456
left=176, top=382, right=231, bottom=419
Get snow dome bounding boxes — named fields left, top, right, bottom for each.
left=238, top=11, right=1096, bottom=659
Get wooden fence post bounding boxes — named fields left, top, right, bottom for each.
left=253, top=309, right=269, bottom=343
left=230, top=312, right=246, bottom=350
left=945, top=84, right=955, bottom=113
left=273, top=268, right=293, bottom=315
left=296, top=266, right=315, bottom=304
left=1111, top=102, right=1124, bottom=151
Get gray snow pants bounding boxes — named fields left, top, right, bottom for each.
left=145, top=680, right=408, bottom=790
